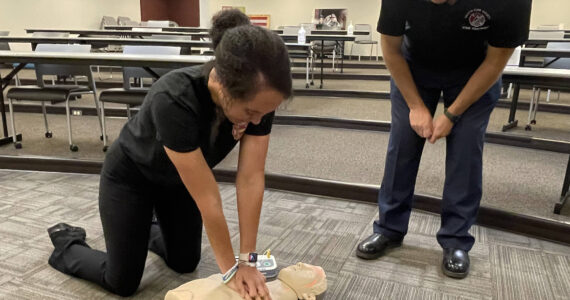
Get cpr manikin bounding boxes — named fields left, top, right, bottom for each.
left=165, top=263, right=327, bottom=300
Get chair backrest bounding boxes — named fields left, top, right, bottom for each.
left=121, top=45, right=180, bottom=89
left=299, top=23, right=314, bottom=34
left=147, top=20, right=171, bottom=28
left=132, top=27, right=162, bottom=33
left=0, top=31, right=10, bottom=51
left=34, top=44, right=94, bottom=88
left=118, top=16, right=132, bottom=25
left=354, top=24, right=372, bottom=42
left=32, top=31, right=70, bottom=38
left=528, top=30, right=565, bottom=40
left=545, top=42, right=570, bottom=69
left=506, top=46, right=522, bottom=66
left=149, top=34, right=190, bottom=41
left=283, top=26, right=301, bottom=35
left=537, top=24, right=564, bottom=30
left=147, top=34, right=191, bottom=54
left=100, top=16, right=117, bottom=29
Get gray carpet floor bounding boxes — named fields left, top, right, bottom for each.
left=1, top=71, right=569, bottom=220
left=0, top=112, right=568, bottom=222
left=0, top=169, right=569, bottom=300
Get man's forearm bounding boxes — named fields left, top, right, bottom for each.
left=236, top=171, right=265, bottom=254
left=383, top=48, right=424, bottom=110
left=448, top=48, right=512, bottom=115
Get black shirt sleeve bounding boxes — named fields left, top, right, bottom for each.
left=244, top=111, right=275, bottom=136
left=150, top=92, right=201, bottom=153
left=488, top=0, right=532, bottom=48
left=377, top=0, right=410, bottom=36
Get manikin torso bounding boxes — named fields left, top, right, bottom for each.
left=165, top=263, right=327, bottom=300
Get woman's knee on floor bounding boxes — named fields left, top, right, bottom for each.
left=106, top=279, right=141, bottom=297
left=166, top=254, right=201, bottom=274
left=104, top=270, right=145, bottom=297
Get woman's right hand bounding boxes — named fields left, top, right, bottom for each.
left=409, top=106, right=433, bottom=139
left=227, top=265, right=271, bottom=300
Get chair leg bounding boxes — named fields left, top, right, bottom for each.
left=91, top=91, right=105, bottom=142
left=101, top=102, right=109, bottom=152
left=126, top=104, right=132, bottom=119
left=65, top=96, right=78, bottom=152
left=41, top=101, right=52, bottom=138
left=532, top=89, right=541, bottom=125
left=557, top=90, right=560, bottom=101
left=546, top=89, right=551, bottom=103
left=310, top=53, right=315, bottom=85
left=305, top=56, right=310, bottom=88
left=376, top=43, right=379, bottom=61
left=507, top=83, right=513, bottom=99
left=526, top=87, right=536, bottom=130
left=7, top=98, right=21, bottom=149
left=370, top=44, right=373, bottom=60
left=350, top=43, right=353, bottom=60
left=333, top=50, right=336, bottom=72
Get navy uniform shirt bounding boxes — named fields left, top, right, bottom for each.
left=378, top=0, right=532, bottom=71
left=118, top=65, right=274, bottom=186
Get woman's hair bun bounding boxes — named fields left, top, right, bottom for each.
left=209, top=9, right=251, bottom=49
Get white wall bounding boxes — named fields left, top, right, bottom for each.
left=203, top=0, right=570, bottom=57
left=203, top=0, right=381, bottom=57
left=0, top=0, right=141, bottom=50
left=530, top=0, right=570, bottom=29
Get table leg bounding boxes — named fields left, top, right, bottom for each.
left=502, top=83, right=520, bottom=131
left=0, top=63, right=26, bottom=146
left=554, top=155, right=570, bottom=214
left=341, top=41, right=345, bottom=73
left=320, top=40, right=324, bottom=89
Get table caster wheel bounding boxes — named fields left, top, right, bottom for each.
left=70, top=144, right=79, bottom=152
left=103, top=146, right=108, bottom=152
left=525, top=125, right=532, bottom=131
left=14, top=142, right=22, bottom=149
left=305, top=83, right=310, bottom=88
left=310, top=81, right=314, bottom=86
left=530, top=120, right=536, bottom=125
left=45, top=131, right=53, bottom=138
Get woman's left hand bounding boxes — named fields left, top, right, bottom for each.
left=234, top=265, right=272, bottom=300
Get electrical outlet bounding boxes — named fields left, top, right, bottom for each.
left=72, top=110, right=82, bottom=116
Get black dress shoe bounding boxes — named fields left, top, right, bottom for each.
left=356, top=233, right=402, bottom=260
left=47, top=223, right=86, bottom=248
left=442, top=248, right=470, bottom=279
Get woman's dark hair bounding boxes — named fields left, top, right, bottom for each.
left=208, top=9, right=292, bottom=101
left=209, top=9, right=251, bottom=49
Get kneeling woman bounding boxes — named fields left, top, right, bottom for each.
left=46, top=9, right=291, bottom=299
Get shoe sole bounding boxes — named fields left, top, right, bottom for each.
left=47, top=223, right=87, bottom=240
left=442, top=267, right=469, bottom=279
left=355, top=243, right=402, bottom=260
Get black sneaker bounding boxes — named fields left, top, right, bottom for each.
left=47, top=223, right=86, bottom=248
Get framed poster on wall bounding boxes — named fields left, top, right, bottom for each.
left=222, top=6, right=246, bottom=13
left=248, top=15, right=271, bottom=28
left=313, top=9, right=347, bottom=30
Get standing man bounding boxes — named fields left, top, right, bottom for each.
left=356, top=0, right=531, bottom=278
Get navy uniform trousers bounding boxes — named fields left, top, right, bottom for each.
left=373, top=65, right=501, bottom=252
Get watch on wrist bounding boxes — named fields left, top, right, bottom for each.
left=239, top=252, right=257, bottom=267
left=444, top=107, right=461, bottom=124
